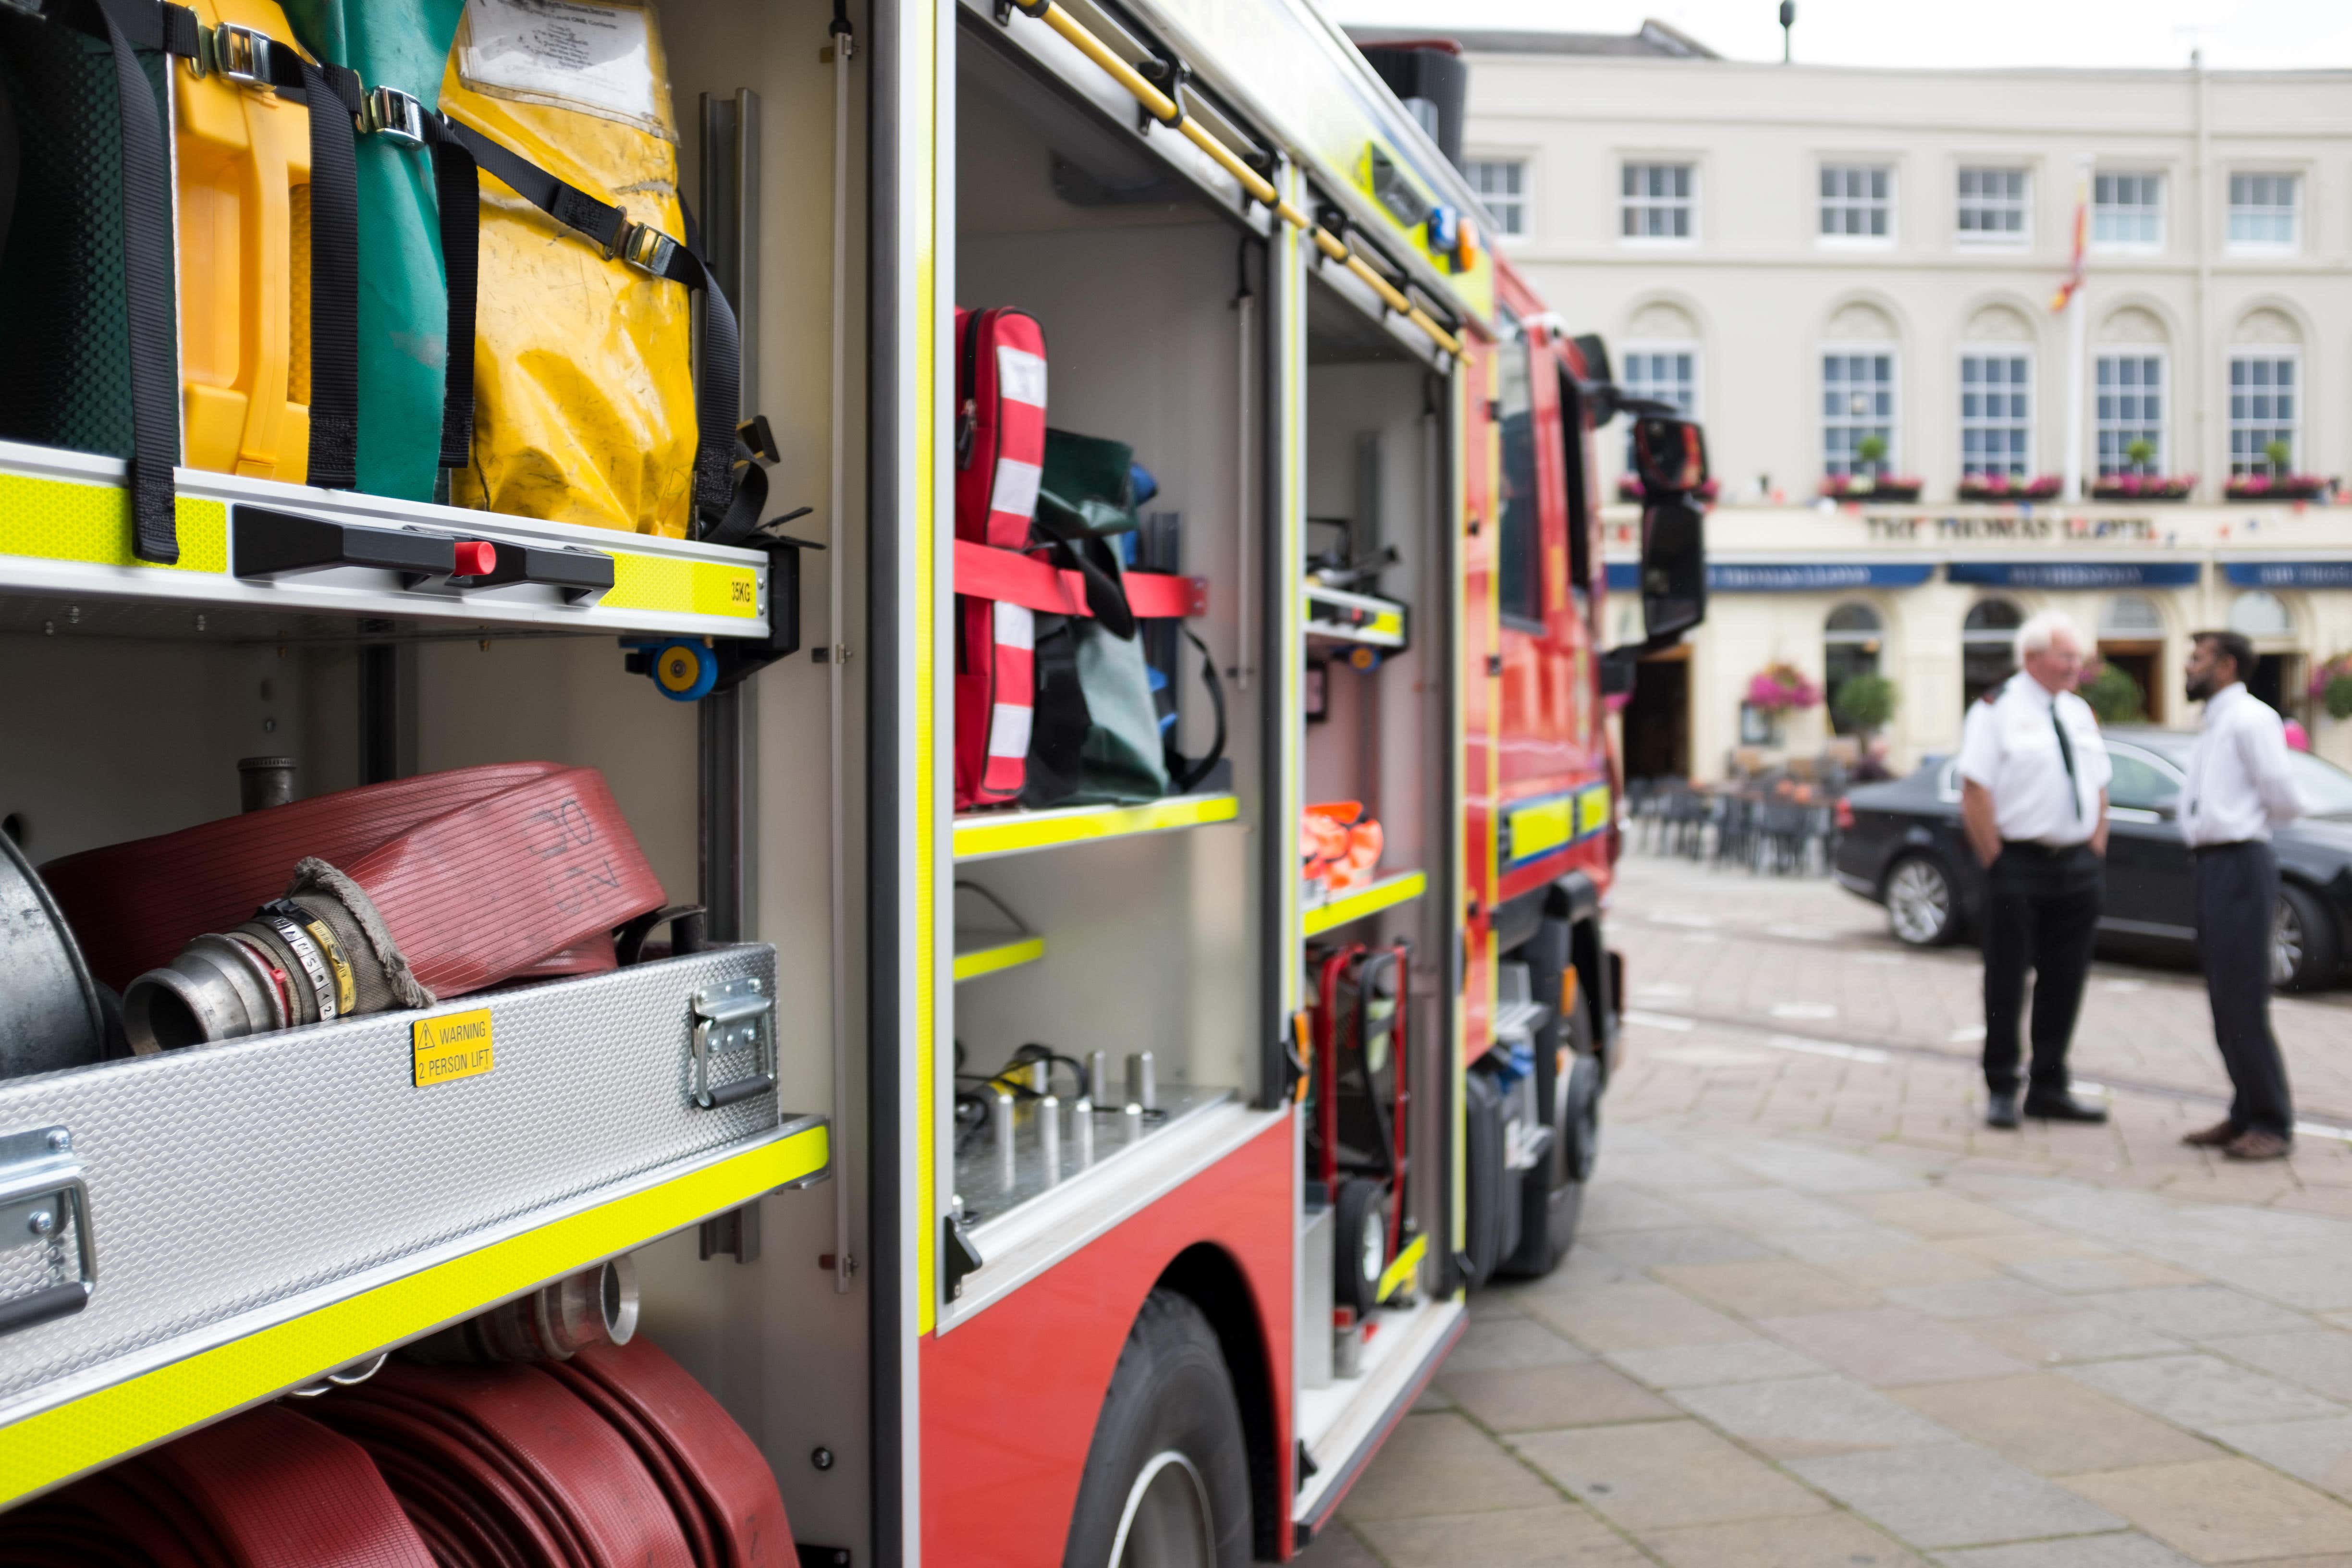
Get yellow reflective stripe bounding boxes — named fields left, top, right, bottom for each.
left=1577, top=784, right=1613, bottom=838
left=1377, top=1231, right=1428, bottom=1303
left=0, top=1125, right=828, bottom=1508
left=1507, top=794, right=1575, bottom=862
left=952, top=935, right=1044, bottom=983
left=952, top=794, right=1240, bottom=860
left=0, top=472, right=226, bottom=574
left=1302, top=870, right=1428, bottom=937
left=602, top=553, right=761, bottom=619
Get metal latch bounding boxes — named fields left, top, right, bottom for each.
left=691, top=978, right=777, bottom=1111
left=196, top=22, right=277, bottom=86
left=611, top=215, right=680, bottom=278
left=358, top=85, right=427, bottom=147
left=0, top=1126, right=97, bottom=1335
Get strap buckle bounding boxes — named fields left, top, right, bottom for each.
left=358, top=85, right=427, bottom=147
left=611, top=215, right=679, bottom=277
left=197, top=22, right=276, bottom=86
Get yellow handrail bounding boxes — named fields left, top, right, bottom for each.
left=1018, top=0, right=1464, bottom=357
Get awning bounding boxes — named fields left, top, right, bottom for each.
left=2223, top=561, right=2352, bottom=588
left=1945, top=561, right=2201, bottom=589
left=1603, top=562, right=1935, bottom=593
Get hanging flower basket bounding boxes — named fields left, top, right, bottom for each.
left=1957, top=473, right=2063, bottom=502
left=1818, top=474, right=1923, bottom=502
left=1617, top=476, right=1722, bottom=504
left=1745, top=662, right=1822, bottom=713
left=2311, top=655, right=2352, bottom=722
left=2224, top=473, right=2333, bottom=502
left=2089, top=474, right=2196, bottom=502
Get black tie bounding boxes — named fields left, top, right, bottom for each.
left=2052, top=705, right=2081, bottom=819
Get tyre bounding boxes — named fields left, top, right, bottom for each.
left=1064, top=1289, right=1253, bottom=1568
left=1460, top=1070, right=1507, bottom=1288
left=1332, top=1176, right=1389, bottom=1318
left=1884, top=853, right=1960, bottom=947
left=2273, top=882, right=2340, bottom=992
left=1500, top=988, right=1600, bottom=1279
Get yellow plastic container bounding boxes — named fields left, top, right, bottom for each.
left=440, top=0, right=698, bottom=539
left=174, top=0, right=314, bottom=484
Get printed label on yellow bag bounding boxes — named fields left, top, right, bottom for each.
left=412, top=1009, right=496, bottom=1086
left=458, top=0, right=660, bottom=131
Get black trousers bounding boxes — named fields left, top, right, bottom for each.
left=2194, top=841, right=2294, bottom=1138
left=1982, top=842, right=2102, bottom=1096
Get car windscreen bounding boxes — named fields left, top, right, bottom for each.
left=2291, top=751, right=2352, bottom=818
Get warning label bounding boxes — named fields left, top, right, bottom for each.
left=412, top=1008, right=496, bottom=1087
left=458, top=0, right=659, bottom=130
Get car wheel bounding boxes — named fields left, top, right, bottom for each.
left=1063, top=1290, right=1253, bottom=1568
left=1884, top=854, right=1959, bottom=947
left=2273, top=882, right=2339, bottom=992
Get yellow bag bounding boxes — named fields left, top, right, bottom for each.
left=439, top=0, right=698, bottom=538
left=175, top=0, right=316, bottom=484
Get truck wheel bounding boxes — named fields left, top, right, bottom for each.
left=1500, top=990, right=1600, bottom=1279
left=1461, top=1071, right=1507, bottom=1288
left=1333, top=1177, right=1389, bottom=1318
left=1064, top=1289, right=1253, bottom=1568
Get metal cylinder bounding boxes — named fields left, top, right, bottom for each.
left=122, top=933, right=286, bottom=1052
left=994, top=1090, right=1017, bottom=1185
left=0, top=831, right=109, bottom=1077
left=237, top=756, right=299, bottom=812
left=1073, top=1097, right=1095, bottom=1165
left=1124, top=1101, right=1145, bottom=1141
left=1088, top=1050, right=1108, bottom=1104
left=406, top=1256, right=638, bottom=1364
left=1039, top=1093, right=1061, bottom=1182
left=1127, top=1050, right=1156, bottom=1113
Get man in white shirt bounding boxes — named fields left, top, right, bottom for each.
left=2178, top=629, right=2305, bottom=1161
left=1956, top=610, right=2112, bottom=1130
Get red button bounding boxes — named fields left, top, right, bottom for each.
left=453, top=541, right=498, bottom=578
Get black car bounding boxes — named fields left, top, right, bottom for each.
left=1834, top=726, right=2352, bottom=990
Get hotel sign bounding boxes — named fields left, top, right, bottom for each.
left=2223, top=561, right=2352, bottom=588
left=1865, top=514, right=2158, bottom=542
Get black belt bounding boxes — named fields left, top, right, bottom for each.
left=2193, top=840, right=2263, bottom=856
left=1999, top=839, right=2093, bottom=857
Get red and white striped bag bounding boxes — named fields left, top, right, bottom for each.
left=953, top=307, right=1049, bottom=809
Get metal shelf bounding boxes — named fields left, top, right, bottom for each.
left=1301, top=870, right=1428, bottom=937
left=0, top=943, right=826, bottom=1507
left=0, top=439, right=774, bottom=643
left=953, top=793, right=1240, bottom=862
left=953, top=932, right=1046, bottom=983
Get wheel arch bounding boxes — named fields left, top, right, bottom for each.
left=1544, top=872, right=1611, bottom=1063
left=1156, top=1242, right=1283, bottom=1561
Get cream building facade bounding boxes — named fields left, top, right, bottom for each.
left=1416, top=26, right=2352, bottom=778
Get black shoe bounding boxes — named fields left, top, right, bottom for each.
left=1986, top=1090, right=2020, bottom=1130
left=2023, top=1090, right=2109, bottom=1124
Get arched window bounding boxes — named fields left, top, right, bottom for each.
left=2228, top=590, right=2295, bottom=639
left=1962, top=598, right=2024, bottom=705
left=2098, top=594, right=2163, bottom=638
left=1824, top=603, right=1883, bottom=735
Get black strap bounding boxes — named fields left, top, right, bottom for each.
left=1027, top=506, right=1137, bottom=639
left=417, top=118, right=477, bottom=467
left=63, top=0, right=181, bottom=563
left=1165, top=625, right=1226, bottom=794
left=294, top=58, right=359, bottom=488
left=438, top=116, right=742, bottom=527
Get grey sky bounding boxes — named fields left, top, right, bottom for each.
left=1330, top=0, right=2352, bottom=71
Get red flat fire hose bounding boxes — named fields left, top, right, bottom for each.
left=0, top=1405, right=436, bottom=1568
left=39, top=764, right=666, bottom=1051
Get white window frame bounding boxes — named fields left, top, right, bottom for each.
left=1818, top=162, right=1896, bottom=248
left=2092, top=170, right=2165, bottom=255
left=2227, top=348, right=2301, bottom=477
left=1466, top=156, right=1530, bottom=239
left=2226, top=171, right=2301, bottom=255
left=1955, top=165, right=2031, bottom=248
left=1620, top=340, right=1701, bottom=466
left=1822, top=343, right=1900, bottom=477
left=2093, top=349, right=2169, bottom=476
left=1619, top=160, right=1697, bottom=246
left=1957, top=346, right=2034, bottom=478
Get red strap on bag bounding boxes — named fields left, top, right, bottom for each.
left=951, top=539, right=1205, bottom=622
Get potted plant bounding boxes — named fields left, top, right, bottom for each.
left=1745, top=662, right=1822, bottom=743
left=2091, top=444, right=2196, bottom=501
left=2311, top=655, right=2352, bottom=722
left=1830, top=672, right=1897, bottom=737
left=1957, top=472, right=2063, bottom=502
left=2080, top=660, right=2146, bottom=724
left=2225, top=445, right=2333, bottom=501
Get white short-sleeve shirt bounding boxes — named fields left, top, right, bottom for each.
left=1956, top=672, right=2111, bottom=846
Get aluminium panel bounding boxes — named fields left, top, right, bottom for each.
left=0, top=944, right=806, bottom=1427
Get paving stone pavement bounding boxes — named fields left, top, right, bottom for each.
left=1301, top=855, right=2352, bottom=1568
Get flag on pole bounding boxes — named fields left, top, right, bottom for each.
left=2050, top=176, right=2088, bottom=312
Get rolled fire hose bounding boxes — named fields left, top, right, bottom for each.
left=45, top=765, right=666, bottom=1053
left=0, top=1404, right=436, bottom=1568
left=315, top=1360, right=698, bottom=1568
left=405, top=1258, right=640, bottom=1365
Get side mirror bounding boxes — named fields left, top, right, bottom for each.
left=1640, top=497, right=1706, bottom=643
left=1600, top=646, right=1639, bottom=698
left=1631, top=415, right=1709, bottom=495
